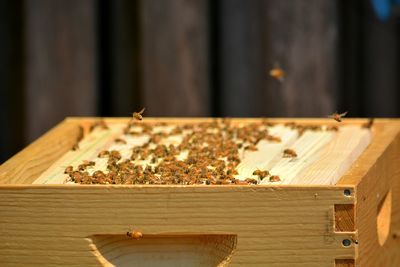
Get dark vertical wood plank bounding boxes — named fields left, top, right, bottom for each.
left=219, top=0, right=339, bottom=117
left=219, top=0, right=267, bottom=117
left=140, top=0, right=210, bottom=116
left=25, top=0, right=97, bottom=142
left=263, top=1, right=339, bottom=117
left=337, top=0, right=365, bottom=117
left=0, top=0, right=25, bottom=163
left=363, top=2, right=399, bottom=117
left=109, top=0, right=141, bottom=116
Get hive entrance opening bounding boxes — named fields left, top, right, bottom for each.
left=88, top=233, right=237, bottom=267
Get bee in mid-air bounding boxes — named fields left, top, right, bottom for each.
left=269, top=63, right=285, bottom=82
left=329, top=111, right=348, bottom=122
left=132, top=108, right=145, bottom=121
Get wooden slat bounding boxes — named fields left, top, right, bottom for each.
left=140, top=0, right=210, bottom=116
left=0, top=186, right=355, bottom=266
left=0, top=1, right=24, bottom=163
left=218, top=0, right=339, bottom=116
left=294, top=126, right=371, bottom=185
left=25, top=0, right=97, bottom=142
left=0, top=120, right=82, bottom=184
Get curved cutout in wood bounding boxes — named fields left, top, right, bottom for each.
left=377, top=189, right=392, bottom=246
left=87, top=233, right=237, bottom=267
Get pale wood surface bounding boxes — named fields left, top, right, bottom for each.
left=337, top=120, right=400, bottom=266
left=1, top=118, right=399, bottom=267
left=0, top=186, right=355, bottom=267
left=31, top=119, right=370, bottom=186
left=0, top=119, right=82, bottom=184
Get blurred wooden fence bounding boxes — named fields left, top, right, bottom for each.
left=0, top=0, right=399, bottom=162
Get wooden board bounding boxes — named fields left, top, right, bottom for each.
left=0, top=118, right=399, bottom=267
left=0, top=185, right=355, bottom=267
left=32, top=120, right=371, bottom=185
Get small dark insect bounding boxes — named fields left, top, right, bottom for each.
left=72, top=143, right=79, bottom=151
left=98, top=150, right=110, bottom=158
left=64, top=166, right=73, bottom=174
left=329, top=111, right=348, bottom=122
left=326, top=125, right=339, bottom=131
left=244, top=144, right=258, bottom=151
left=362, top=118, right=374, bottom=129
left=127, top=229, right=143, bottom=240
left=283, top=148, right=297, bottom=158
left=245, top=178, right=258, bottom=185
left=266, top=135, right=281, bottom=143
left=132, top=108, right=145, bottom=121
left=253, top=170, right=269, bottom=179
left=269, top=175, right=281, bottom=182
left=115, top=138, right=127, bottom=144
left=82, top=160, right=95, bottom=166
left=90, top=120, right=109, bottom=132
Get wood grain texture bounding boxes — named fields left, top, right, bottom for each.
left=25, top=0, right=97, bottom=142
left=219, top=0, right=338, bottom=117
left=140, top=0, right=210, bottom=117
left=0, top=120, right=82, bottom=184
left=342, top=122, right=400, bottom=266
left=0, top=186, right=355, bottom=267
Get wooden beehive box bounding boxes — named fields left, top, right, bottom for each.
left=0, top=118, right=399, bottom=267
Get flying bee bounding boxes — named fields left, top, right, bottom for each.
left=269, top=63, right=285, bottom=82
left=329, top=111, right=348, bottom=122
left=283, top=148, right=297, bottom=158
left=132, top=108, right=145, bottom=121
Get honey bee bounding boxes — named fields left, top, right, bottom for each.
left=244, top=144, right=258, bottom=151
left=98, top=150, right=110, bottom=158
left=115, top=138, right=127, bottom=144
left=283, top=148, right=297, bottom=158
left=266, top=135, right=281, bottom=143
left=326, top=125, right=339, bottom=131
left=253, top=170, right=269, bottom=179
left=72, top=143, right=79, bottom=151
left=329, top=111, right=348, bottom=122
left=64, top=166, right=73, bottom=174
left=127, top=228, right=143, bottom=240
left=269, top=175, right=281, bottom=182
left=132, top=108, right=145, bottom=121
left=90, top=120, right=109, bottom=132
left=269, top=64, right=285, bottom=82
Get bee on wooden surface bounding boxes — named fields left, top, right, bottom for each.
left=98, top=150, right=110, bottom=158
left=283, top=148, right=297, bottom=158
left=244, top=144, right=258, bottom=151
left=253, top=170, right=269, bottom=179
left=64, top=166, right=73, bottom=174
left=72, top=143, right=79, bottom=151
left=326, top=125, right=339, bottom=131
left=90, top=119, right=109, bottom=132
left=329, top=111, right=348, bottom=122
left=266, top=135, right=281, bottom=143
left=269, top=175, right=281, bottom=182
left=127, top=228, right=143, bottom=240
left=115, top=138, right=127, bottom=144
left=132, top=108, right=145, bottom=121
left=82, top=160, right=95, bottom=167
left=245, top=178, right=258, bottom=185
left=362, top=118, right=374, bottom=129
left=269, top=65, right=285, bottom=82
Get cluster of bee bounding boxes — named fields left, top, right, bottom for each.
left=66, top=119, right=287, bottom=185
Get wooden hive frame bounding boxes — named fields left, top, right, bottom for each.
left=0, top=118, right=399, bottom=267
